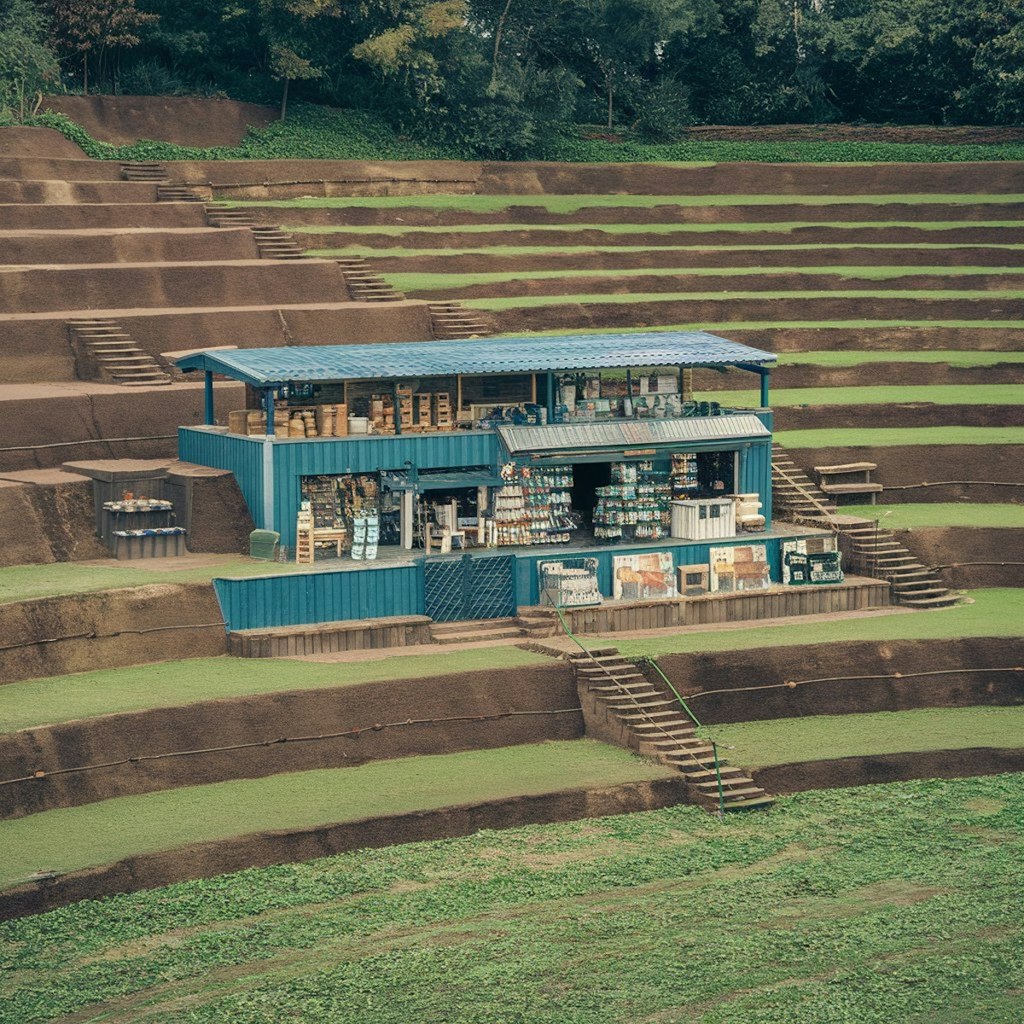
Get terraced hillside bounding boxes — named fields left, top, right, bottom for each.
left=224, top=180, right=1024, bottom=594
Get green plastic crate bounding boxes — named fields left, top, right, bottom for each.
left=249, top=529, right=280, bottom=561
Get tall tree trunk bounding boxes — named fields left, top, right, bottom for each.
left=280, top=78, right=290, bottom=120
left=489, top=0, right=515, bottom=92
left=82, top=55, right=88, bottom=95
left=607, top=80, right=613, bottom=129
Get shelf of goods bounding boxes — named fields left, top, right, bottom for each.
left=540, top=562, right=602, bottom=607
left=593, top=462, right=671, bottom=542
left=494, top=465, right=575, bottom=546
left=670, top=452, right=699, bottom=499
left=103, top=499, right=186, bottom=559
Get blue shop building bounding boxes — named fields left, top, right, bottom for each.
left=177, top=331, right=831, bottom=626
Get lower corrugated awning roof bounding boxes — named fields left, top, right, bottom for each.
left=382, top=469, right=505, bottom=491
left=497, top=415, right=770, bottom=454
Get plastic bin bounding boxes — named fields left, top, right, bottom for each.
left=249, top=529, right=280, bottom=561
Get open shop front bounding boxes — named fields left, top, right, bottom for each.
left=176, top=332, right=792, bottom=569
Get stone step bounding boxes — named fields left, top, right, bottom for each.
left=607, top=698, right=677, bottom=712
left=899, top=593, right=960, bottom=607
left=693, top=776, right=755, bottom=790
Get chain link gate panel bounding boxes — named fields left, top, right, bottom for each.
left=423, top=554, right=516, bottom=622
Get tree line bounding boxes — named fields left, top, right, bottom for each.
left=2, top=0, right=1022, bottom=151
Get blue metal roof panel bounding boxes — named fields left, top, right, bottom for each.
left=176, top=331, right=775, bottom=386
left=496, top=415, right=770, bottom=453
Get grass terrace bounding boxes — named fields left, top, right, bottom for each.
left=0, top=647, right=549, bottom=733
left=710, top=707, right=1024, bottom=767
left=0, top=740, right=673, bottom=890
left=773, top=426, right=1024, bottom=447
left=608, top=588, right=1024, bottom=658
left=842, top=504, right=1024, bottom=528
left=226, top=193, right=1024, bottom=211
left=3, top=774, right=1023, bottom=1023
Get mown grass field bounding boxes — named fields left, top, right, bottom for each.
left=609, top=588, right=1024, bottom=658
left=227, top=193, right=1024, bottom=211
left=0, top=741, right=672, bottom=890
left=842, top=503, right=1024, bottom=528
left=0, top=557, right=329, bottom=605
left=2, top=773, right=1022, bottom=1024
left=710, top=707, right=1024, bottom=767
left=0, top=647, right=547, bottom=733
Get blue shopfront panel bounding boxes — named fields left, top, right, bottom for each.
left=511, top=536, right=788, bottom=606
left=179, top=428, right=266, bottom=527
left=214, top=563, right=424, bottom=631
left=738, top=439, right=773, bottom=529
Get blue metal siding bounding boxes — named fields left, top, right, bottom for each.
left=178, top=428, right=266, bottom=528
left=739, top=439, right=774, bottom=530
left=271, top=432, right=500, bottom=545
left=213, top=563, right=424, bottom=631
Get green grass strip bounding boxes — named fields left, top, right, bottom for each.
left=0, top=740, right=672, bottom=889
left=385, top=265, right=1024, bottom=292
left=226, top=193, right=1024, bottom=212
left=312, top=242, right=1024, bottom=258
left=464, top=288, right=1024, bottom=309
left=710, top=384, right=1024, bottom=406
left=0, top=647, right=550, bottom=734
left=609, top=588, right=1024, bottom=658
left=776, top=350, right=1024, bottom=367
left=774, top=426, right=1024, bottom=447
left=289, top=220, right=1024, bottom=235
left=0, top=557, right=335, bottom=606
left=505, top=320, right=1024, bottom=335
left=713, top=706, right=1024, bottom=768
left=839, top=503, right=1024, bottom=529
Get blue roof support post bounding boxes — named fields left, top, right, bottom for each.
left=545, top=372, right=554, bottom=423
left=393, top=381, right=402, bottom=436
left=760, top=367, right=770, bottom=409
left=263, top=388, right=276, bottom=436
left=203, top=371, right=215, bottom=425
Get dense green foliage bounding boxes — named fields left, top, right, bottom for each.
left=2, top=774, right=1022, bottom=1022
left=4, top=0, right=1023, bottom=157
left=10, top=105, right=1024, bottom=162
left=0, top=0, right=58, bottom=118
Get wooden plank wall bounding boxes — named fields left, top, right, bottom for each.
left=229, top=614, right=434, bottom=657
left=561, top=580, right=890, bottom=635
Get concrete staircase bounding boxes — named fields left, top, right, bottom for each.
left=205, top=203, right=308, bottom=260
left=156, top=183, right=206, bottom=203
left=835, top=520, right=959, bottom=608
left=772, top=443, right=958, bottom=609
left=428, top=301, right=492, bottom=339
left=571, top=648, right=774, bottom=813
left=66, top=318, right=172, bottom=386
left=771, top=442, right=838, bottom=520
left=428, top=611, right=563, bottom=644
left=120, top=162, right=168, bottom=182
left=334, top=256, right=405, bottom=301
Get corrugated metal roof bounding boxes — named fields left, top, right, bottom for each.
left=497, top=415, right=770, bottom=453
left=176, top=331, right=775, bottom=386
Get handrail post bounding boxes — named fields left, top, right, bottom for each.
left=711, top=741, right=725, bottom=817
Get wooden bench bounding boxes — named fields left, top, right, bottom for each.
left=814, top=462, right=883, bottom=505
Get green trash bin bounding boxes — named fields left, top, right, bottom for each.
left=249, top=528, right=280, bottom=561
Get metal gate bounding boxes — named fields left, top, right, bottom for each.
left=423, top=554, right=516, bottom=622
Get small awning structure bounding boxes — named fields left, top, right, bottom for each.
left=381, top=469, right=506, bottom=491
left=497, top=415, right=770, bottom=456
left=176, top=331, right=776, bottom=386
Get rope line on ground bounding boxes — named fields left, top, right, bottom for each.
left=0, top=622, right=227, bottom=653
left=0, top=708, right=583, bottom=789
left=0, top=435, right=176, bottom=453
left=684, top=666, right=1023, bottom=701
left=882, top=480, right=1024, bottom=490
